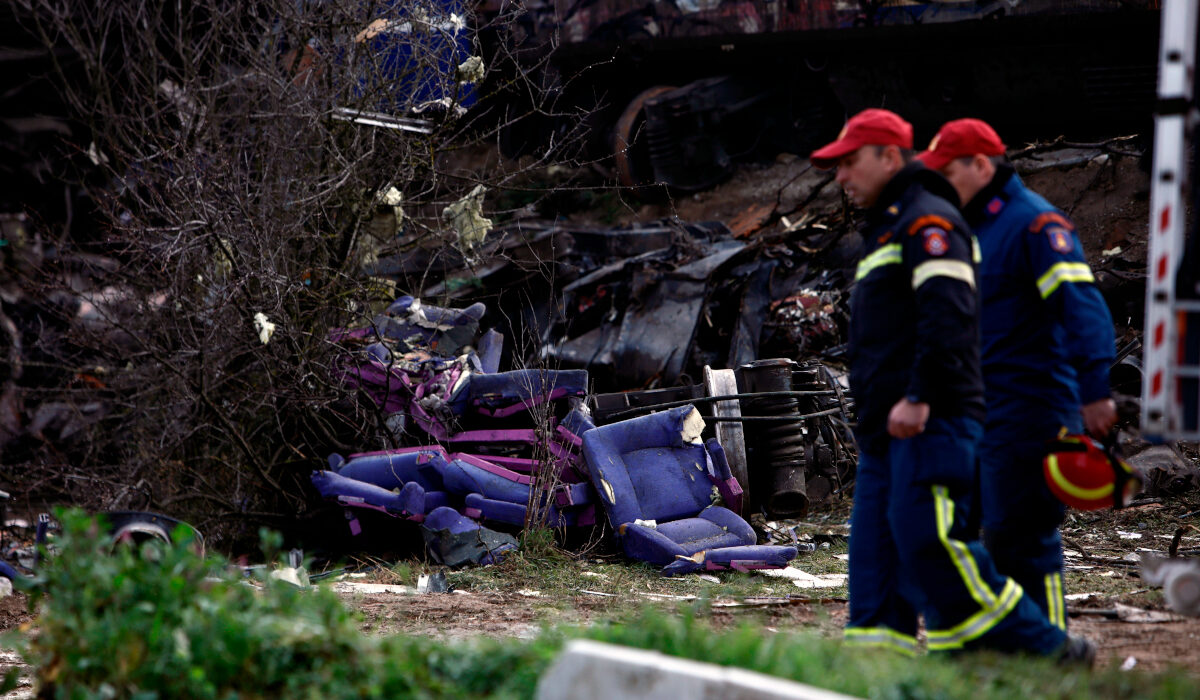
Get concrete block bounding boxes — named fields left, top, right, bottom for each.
left=536, top=639, right=860, bottom=700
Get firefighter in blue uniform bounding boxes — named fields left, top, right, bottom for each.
left=919, top=119, right=1116, bottom=632
left=811, top=109, right=1086, bottom=660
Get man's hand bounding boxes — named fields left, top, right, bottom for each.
left=888, top=398, right=930, bottom=439
left=1082, top=397, right=1118, bottom=438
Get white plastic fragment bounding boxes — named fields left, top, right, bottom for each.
left=1114, top=603, right=1185, bottom=623
left=86, top=141, right=109, bottom=166
left=331, top=581, right=417, bottom=595
left=756, top=566, right=847, bottom=589
left=455, top=55, right=485, bottom=84
left=1120, top=656, right=1138, bottom=671
left=680, top=407, right=706, bottom=444
left=443, top=185, right=493, bottom=251
left=633, top=519, right=658, bottom=529
left=418, top=572, right=449, bottom=593
left=599, top=478, right=615, bottom=504
left=1140, top=555, right=1200, bottom=616
left=375, top=186, right=405, bottom=228
left=269, top=566, right=308, bottom=587
left=537, top=640, right=859, bottom=700
left=253, top=312, right=276, bottom=345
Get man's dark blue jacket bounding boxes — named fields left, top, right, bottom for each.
left=961, top=163, right=1114, bottom=442
left=848, top=162, right=986, bottom=455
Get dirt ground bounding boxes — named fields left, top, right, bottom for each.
left=0, top=595, right=30, bottom=635
left=345, top=496, right=1200, bottom=674
left=352, top=590, right=1200, bottom=673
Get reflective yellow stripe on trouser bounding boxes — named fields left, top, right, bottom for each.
left=1036, top=262, right=1094, bottom=298
left=1045, top=573, right=1066, bottom=630
left=926, top=486, right=1025, bottom=651
left=844, top=627, right=918, bottom=656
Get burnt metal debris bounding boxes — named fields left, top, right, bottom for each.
left=482, top=0, right=1158, bottom=190
left=0, top=510, right=206, bottom=584
left=314, top=207, right=864, bottom=571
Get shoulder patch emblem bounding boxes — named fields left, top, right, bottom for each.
left=922, top=227, right=949, bottom=256
left=908, top=214, right=953, bottom=236
left=1030, top=211, right=1075, bottom=234
left=1046, top=225, right=1075, bottom=254
left=986, top=197, right=1004, bottom=216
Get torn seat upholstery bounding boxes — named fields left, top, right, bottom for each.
left=311, top=447, right=451, bottom=525
left=582, top=405, right=797, bottom=575
left=429, top=452, right=595, bottom=527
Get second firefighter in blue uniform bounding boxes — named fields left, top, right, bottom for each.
left=919, top=119, right=1117, bottom=631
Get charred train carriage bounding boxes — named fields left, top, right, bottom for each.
left=481, top=0, right=1161, bottom=191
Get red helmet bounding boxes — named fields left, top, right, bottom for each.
left=1043, top=434, right=1142, bottom=511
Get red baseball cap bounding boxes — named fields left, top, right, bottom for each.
left=810, top=109, right=914, bottom=169
left=917, top=118, right=1006, bottom=170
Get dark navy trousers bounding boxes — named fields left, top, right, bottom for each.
left=846, top=416, right=1066, bottom=654
left=979, top=417, right=1080, bottom=632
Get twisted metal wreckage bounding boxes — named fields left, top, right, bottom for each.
left=316, top=213, right=861, bottom=575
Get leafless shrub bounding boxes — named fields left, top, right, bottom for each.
left=3, top=0, right=589, bottom=548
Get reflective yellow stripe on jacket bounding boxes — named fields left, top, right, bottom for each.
left=1036, top=262, right=1094, bottom=299
left=912, top=259, right=975, bottom=290
left=855, top=243, right=902, bottom=281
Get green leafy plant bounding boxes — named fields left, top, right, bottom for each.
left=8, top=510, right=559, bottom=698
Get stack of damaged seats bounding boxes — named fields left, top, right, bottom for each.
left=317, top=296, right=798, bottom=574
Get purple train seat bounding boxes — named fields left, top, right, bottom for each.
left=332, top=350, right=470, bottom=440
left=466, top=369, right=588, bottom=417
left=558, top=404, right=596, bottom=441
left=446, top=426, right=583, bottom=469
left=473, top=328, right=504, bottom=374
left=329, top=446, right=448, bottom=492
left=376, top=296, right=486, bottom=356
left=429, top=453, right=596, bottom=527
left=312, top=446, right=455, bottom=532
left=310, top=470, right=449, bottom=528
left=581, top=405, right=797, bottom=575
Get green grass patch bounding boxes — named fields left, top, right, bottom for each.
left=580, top=607, right=1195, bottom=700
left=5, top=510, right=1193, bottom=699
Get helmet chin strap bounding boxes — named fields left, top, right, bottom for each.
left=1101, top=435, right=1142, bottom=510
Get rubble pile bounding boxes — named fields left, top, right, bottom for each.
left=368, top=215, right=861, bottom=393
left=318, top=287, right=859, bottom=573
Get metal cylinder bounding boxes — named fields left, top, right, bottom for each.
left=739, top=358, right=809, bottom=518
